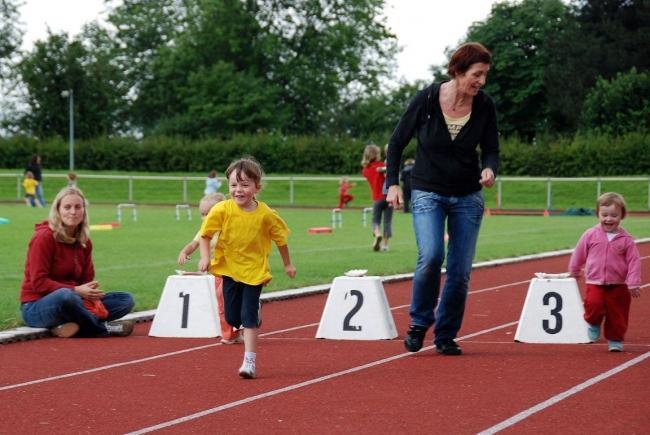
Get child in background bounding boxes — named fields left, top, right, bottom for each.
left=199, top=157, right=296, bottom=379
left=337, top=176, right=355, bottom=209
left=569, top=192, right=641, bottom=352
left=177, top=192, right=242, bottom=344
left=204, top=169, right=222, bottom=195
left=361, top=144, right=393, bottom=251
left=22, top=171, right=40, bottom=207
left=67, top=172, right=77, bottom=187
left=400, top=158, right=415, bottom=213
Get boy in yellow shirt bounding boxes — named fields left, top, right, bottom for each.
left=22, top=171, right=41, bottom=207
left=199, top=157, right=296, bottom=379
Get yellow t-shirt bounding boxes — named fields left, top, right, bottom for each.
left=200, top=199, right=290, bottom=285
left=22, top=178, right=38, bottom=195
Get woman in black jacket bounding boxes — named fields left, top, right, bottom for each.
left=385, top=42, right=499, bottom=355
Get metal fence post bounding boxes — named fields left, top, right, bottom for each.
left=182, top=178, right=188, bottom=203
left=497, top=179, right=502, bottom=209
left=546, top=178, right=552, bottom=210
left=289, top=177, right=294, bottom=205
left=128, top=177, right=133, bottom=202
left=596, top=177, right=601, bottom=200
left=16, top=175, right=21, bottom=200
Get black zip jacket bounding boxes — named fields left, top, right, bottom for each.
left=386, top=82, right=500, bottom=197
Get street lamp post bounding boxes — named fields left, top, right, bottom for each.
left=61, top=89, right=74, bottom=171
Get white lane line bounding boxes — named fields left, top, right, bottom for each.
left=477, top=351, right=650, bottom=434
left=1, top=278, right=530, bottom=392
left=0, top=323, right=318, bottom=392
left=125, top=321, right=518, bottom=435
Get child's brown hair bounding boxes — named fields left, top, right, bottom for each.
left=225, top=156, right=264, bottom=186
left=597, top=192, right=627, bottom=219
left=361, top=144, right=381, bottom=167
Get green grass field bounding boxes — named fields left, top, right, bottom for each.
left=2, top=202, right=650, bottom=330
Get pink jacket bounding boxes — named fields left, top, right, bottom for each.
left=569, top=224, right=641, bottom=287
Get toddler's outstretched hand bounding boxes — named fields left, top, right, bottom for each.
left=177, top=251, right=189, bottom=265
left=198, top=257, right=210, bottom=273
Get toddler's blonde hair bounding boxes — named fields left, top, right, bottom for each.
left=597, top=192, right=627, bottom=219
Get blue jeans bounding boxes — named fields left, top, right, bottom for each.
left=35, top=183, right=45, bottom=207
left=21, top=288, right=135, bottom=337
left=409, top=190, right=484, bottom=344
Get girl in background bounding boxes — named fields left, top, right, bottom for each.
left=361, top=144, right=392, bottom=251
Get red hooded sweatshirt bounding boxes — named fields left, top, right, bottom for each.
left=20, top=221, right=94, bottom=303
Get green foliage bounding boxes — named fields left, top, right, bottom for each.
left=500, top=130, right=650, bottom=176
left=0, top=0, right=22, bottom=78
left=581, top=68, right=650, bottom=134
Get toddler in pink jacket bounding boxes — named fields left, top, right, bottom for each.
left=569, top=192, right=641, bottom=352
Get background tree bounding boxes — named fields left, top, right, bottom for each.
left=17, top=30, right=128, bottom=138
left=581, top=68, right=650, bottom=135
left=0, top=0, right=23, bottom=134
left=464, top=0, right=568, bottom=139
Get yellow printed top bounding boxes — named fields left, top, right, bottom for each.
left=22, top=178, right=38, bottom=195
left=200, top=199, right=290, bottom=285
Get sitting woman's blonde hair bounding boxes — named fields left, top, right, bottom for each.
left=48, top=186, right=90, bottom=247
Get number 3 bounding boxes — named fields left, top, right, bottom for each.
left=542, top=291, right=563, bottom=334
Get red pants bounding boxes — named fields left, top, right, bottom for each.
left=338, top=194, right=354, bottom=209
left=215, top=277, right=240, bottom=340
left=583, top=284, right=631, bottom=341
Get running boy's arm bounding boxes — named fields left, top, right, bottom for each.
left=277, top=244, right=296, bottom=278
left=198, top=237, right=211, bottom=272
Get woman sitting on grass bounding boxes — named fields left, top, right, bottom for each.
left=20, top=186, right=135, bottom=338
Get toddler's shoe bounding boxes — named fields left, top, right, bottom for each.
left=50, top=322, right=79, bottom=338
left=587, top=324, right=600, bottom=342
left=238, top=359, right=256, bottom=379
left=608, top=340, right=623, bottom=352
left=221, top=334, right=244, bottom=345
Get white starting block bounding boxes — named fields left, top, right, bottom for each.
left=514, top=275, right=590, bottom=343
left=331, top=208, right=342, bottom=228
left=315, top=275, right=397, bottom=340
left=149, top=274, right=221, bottom=338
left=117, top=203, right=137, bottom=222
left=175, top=204, right=192, bottom=220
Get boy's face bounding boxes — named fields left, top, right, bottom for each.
left=228, top=170, right=260, bottom=209
left=598, top=203, right=622, bottom=233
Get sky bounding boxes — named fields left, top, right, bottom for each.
left=18, top=0, right=499, bottom=83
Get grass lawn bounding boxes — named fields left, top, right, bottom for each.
left=2, top=202, right=649, bottom=330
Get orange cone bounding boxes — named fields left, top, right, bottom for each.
left=543, top=209, right=550, bottom=217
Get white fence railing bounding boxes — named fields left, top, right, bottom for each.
left=2, top=173, right=650, bottom=210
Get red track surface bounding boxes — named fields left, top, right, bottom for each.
left=2, top=245, right=649, bottom=434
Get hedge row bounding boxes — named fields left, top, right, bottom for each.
left=1, top=131, right=647, bottom=176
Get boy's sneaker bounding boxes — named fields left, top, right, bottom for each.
left=238, top=359, right=256, bottom=379
left=104, top=320, right=135, bottom=337
left=587, top=324, right=601, bottom=342
left=50, top=322, right=79, bottom=338
left=435, top=339, right=462, bottom=356
left=221, top=334, right=244, bottom=345
left=608, top=340, right=623, bottom=352
left=404, top=325, right=427, bottom=352
left=372, top=235, right=383, bottom=252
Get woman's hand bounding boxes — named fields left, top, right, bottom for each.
left=75, top=281, right=105, bottom=300
left=479, top=168, right=495, bottom=188
left=386, top=185, right=403, bottom=209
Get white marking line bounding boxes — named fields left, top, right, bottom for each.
left=126, top=321, right=518, bottom=435
left=477, top=351, right=650, bottom=435
left=0, top=323, right=317, bottom=392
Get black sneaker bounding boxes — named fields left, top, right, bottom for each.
left=404, top=325, right=427, bottom=352
left=435, top=339, right=462, bottom=356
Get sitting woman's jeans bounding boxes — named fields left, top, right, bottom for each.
left=21, top=288, right=135, bottom=336
left=409, top=189, right=484, bottom=345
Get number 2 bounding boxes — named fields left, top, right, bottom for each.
left=343, top=289, right=364, bottom=331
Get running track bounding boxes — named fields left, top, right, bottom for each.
left=2, top=244, right=649, bottom=434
